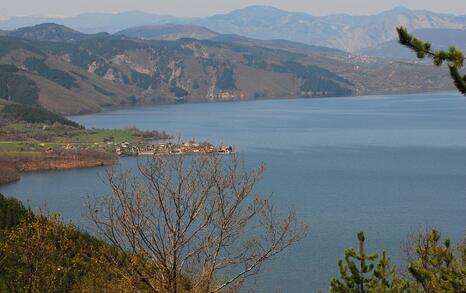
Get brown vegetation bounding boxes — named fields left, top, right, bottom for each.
left=0, top=164, right=19, bottom=184
left=0, top=150, right=116, bottom=185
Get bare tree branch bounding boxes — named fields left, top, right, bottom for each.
left=86, top=154, right=308, bottom=292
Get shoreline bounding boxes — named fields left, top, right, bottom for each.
left=67, top=89, right=456, bottom=117
left=0, top=142, right=234, bottom=185
left=0, top=150, right=117, bottom=185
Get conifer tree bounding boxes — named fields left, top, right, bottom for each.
left=330, top=232, right=404, bottom=293
left=397, top=27, right=466, bottom=95
left=0, top=193, right=30, bottom=230
left=406, top=229, right=466, bottom=292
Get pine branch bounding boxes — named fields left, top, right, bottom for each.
left=396, top=26, right=466, bottom=95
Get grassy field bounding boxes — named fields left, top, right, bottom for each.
left=69, top=128, right=138, bottom=143
left=1, top=122, right=169, bottom=144
left=0, top=142, right=32, bottom=152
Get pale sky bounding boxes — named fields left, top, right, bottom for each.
left=0, top=0, right=465, bottom=20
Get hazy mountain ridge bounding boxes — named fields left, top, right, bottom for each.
left=193, top=6, right=466, bottom=52
left=0, top=24, right=454, bottom=115
left=6, top=23, right=109, bottom=42
left=0, top=11, right=188, bottom=33
left=1, top=6, right=464, bottom=52
left=117, top=24, right=219, bottom=41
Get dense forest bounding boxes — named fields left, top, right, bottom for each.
left=0, top=104, right=82, bottom=127
left=0, top=64, right=39, bottom=105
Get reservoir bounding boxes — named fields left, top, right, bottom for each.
left=1, top=92, right=466, bottom=292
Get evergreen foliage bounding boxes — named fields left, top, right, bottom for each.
left=131, top=71, right=152, bottom=89
left=216, top=67, right=237, bottom=90
left=243, top=54, right=267, bottom=69
left=0, top=64, right=39, bottom=105
left=406, top=229, right=466, bottom=292
left=271, top=61, right=353, bottom=96
left=330, top=232, right=401, bottom=293
left=397, top=27, right=466, bottom=95
left=0, top=194, right=144, bottom=292
left=0, top=213, right=125, bottom=292
left=170, top=86, right=189, bottom=97
left=0, top=193, right=30, bottom=231
left=24, top=58, right=79, bottom=89
left=330, top=230, right=466, bottom=293
left=0, top=36, right=45, bottom=58
left=1, top=104, right=82, bottom=128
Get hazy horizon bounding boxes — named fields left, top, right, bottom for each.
left=1, top=0, right=466, bottom=20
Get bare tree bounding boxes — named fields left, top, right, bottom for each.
left=86, top=154, right=308, bottom=293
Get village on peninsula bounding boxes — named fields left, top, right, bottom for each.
left=0, top=111, right=233, bottom=185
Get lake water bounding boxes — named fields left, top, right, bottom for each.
left=1, top=92, right=466, bottom=292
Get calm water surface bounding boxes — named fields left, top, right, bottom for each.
left=1, top=92, right=466, bottom=292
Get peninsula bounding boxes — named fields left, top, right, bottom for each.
left=0, top=103, right=230, bottom=185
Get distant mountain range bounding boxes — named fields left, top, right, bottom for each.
left=0, top=23, right=453, bottom=115
left=0, top=11, right=185, bottom=34
left=4, top=23, right=109, bottom=42
left=0, top=6, right=465, bottom=53
left=117, top=24, right=218, bottom=41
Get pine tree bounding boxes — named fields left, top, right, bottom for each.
left=407, top=229, right=466, bottom=292
left=330, top=232, right=405, bottom=293
left=0, top=193, right=31, bottom=230
left=397, top=27, right=466, bottom=95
